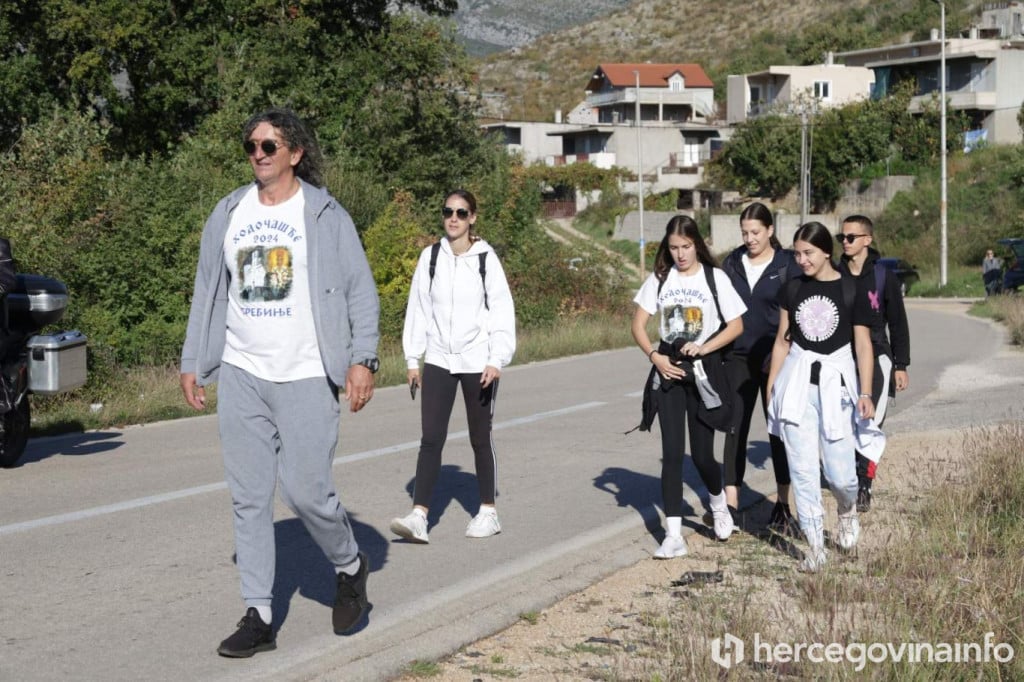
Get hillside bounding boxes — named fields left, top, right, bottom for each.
left=471, top=0, right=964, bottom=122
left=454, top=0, right=631, bottom=56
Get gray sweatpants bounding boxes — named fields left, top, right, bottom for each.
left=218, top=362, right=360, bottom=607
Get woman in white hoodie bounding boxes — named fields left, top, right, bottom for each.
left=390, top=190, right=516, bottom=543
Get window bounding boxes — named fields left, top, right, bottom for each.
left=813, top=80, right=831, bottom=101
left=669, top=75, right=685, bottom=92
left=750, top=85, right=761, bottom=102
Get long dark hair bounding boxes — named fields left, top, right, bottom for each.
left=739, top=201, right=782, bottom=250
left=654, top=215, right=716, bottom=285
left=792, top=221, right=835, bottom=261
left=243, top=108, right=324, bottom=187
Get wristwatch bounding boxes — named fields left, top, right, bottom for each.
left=355, top=358, right=379, bottom=374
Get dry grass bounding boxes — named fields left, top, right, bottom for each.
left=395, top=423, right=1024, bottom=681
left=981, top=294, right=1024, bottom=346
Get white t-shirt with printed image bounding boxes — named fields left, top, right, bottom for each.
left=222, top=185, right=325, bottom=382
left=633, top=264, right=747, bottom=345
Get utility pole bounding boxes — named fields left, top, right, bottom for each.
left=936, top=0, right=949, bottom=286
left=635, top=70, right=645, bottom=280
left=799, top=107, right=808, bottom=226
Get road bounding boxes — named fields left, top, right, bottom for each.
left=1, top=300, right=1021, bottom=681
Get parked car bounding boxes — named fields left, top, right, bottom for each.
left=997, top=238, right=1024, bottom=292
left=877, top=257, right=920, bottom=296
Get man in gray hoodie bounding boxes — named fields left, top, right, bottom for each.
left=180, top=108, right=380, bottom=657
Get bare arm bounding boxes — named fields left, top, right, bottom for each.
left=853, top=324, right=876, bottom=420
left=765, top=308, right=791, bottom=397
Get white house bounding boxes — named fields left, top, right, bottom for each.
left=726, top=59, right=876, bottom=124
left=836, top=9, right=1024, bottom=146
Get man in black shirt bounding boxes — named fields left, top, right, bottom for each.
left=836, top=215, right=911, bottom=512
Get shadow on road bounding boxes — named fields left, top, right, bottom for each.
left=593, top=466, right=705, bottom=541
left=16, top=430, right=124, bottom=467
left=395, top=464, right=490, bottom=531
left=269, top=513, right=386, bottom=631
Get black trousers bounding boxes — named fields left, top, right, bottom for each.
left=722, top=351, right=790, bottom=488
left=412, top=363, right=498, bottom=509
left=654, top=379, right=721, bottom=518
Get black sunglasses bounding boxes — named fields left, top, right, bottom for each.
left=442, top=207, right=471, bottom=219
left=243, top=139, right=283, bottom=156
left=836, top=233, right=868, bottom=244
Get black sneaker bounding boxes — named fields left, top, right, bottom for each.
left=857, top=486, right=872, bottom=513
left=333, top=551, right=369, bottom=634
left=217, top=607, right=276, bottom=658
left=767, top=501, right=798, bottom=536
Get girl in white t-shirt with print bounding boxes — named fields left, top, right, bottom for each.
left=632, top=215, right=746, bottom=559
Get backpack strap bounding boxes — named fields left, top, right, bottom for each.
left=428, top=242, right=441, bottom=290
left=428, top=241, right=489, bottom=310
left=873, top=262, right=887, bottom=318
left=703, top=264, right=725, bottom=330
left=478, top=251, right=489, bottom=311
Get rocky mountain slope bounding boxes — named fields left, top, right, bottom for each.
left=466, top=0, right=905, bottom=121
left=454, top=0, right=632, bottom=56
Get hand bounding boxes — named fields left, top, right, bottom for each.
left=651, top=352, right=687, bottom=382
left=408, top=368, right=420, bottom=397
left=894, top=369, right=909, bottom=392
left=344, top=364, right=375, bottom=413
left=481, top=365, right=501, bottom=388
left=857, top=396, right=875, bottom=420
left=680, top=341, right=703, bottom=357
left=180, top=372, right=206, bottom=410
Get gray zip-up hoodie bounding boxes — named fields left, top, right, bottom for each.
left=180, top=179, right=379, bottom=389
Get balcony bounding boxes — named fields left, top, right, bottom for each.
left=909, top=89, right=997, bottom=112
left=586, top=90, right=707, bottom=108
left=546, top=152, right=616, bottom=169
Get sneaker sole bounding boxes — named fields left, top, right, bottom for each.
left=217, top=641, right=276, bottom=658
left=466, top=526, right=501, bottom=538
left=653, top=550, right=688, bottom=559
left=389, top=520, right=429, bottom=544
left=466, top=531, right=501, bottom=538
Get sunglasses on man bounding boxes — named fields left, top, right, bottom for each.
left=442, top=207, right=471, bottom=219
left=243, top=139, right=284, bottom=156
left=836, top=233, right=868, bottom=244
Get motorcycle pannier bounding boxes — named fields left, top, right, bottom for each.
left=27, top=330, right=87, bottom=394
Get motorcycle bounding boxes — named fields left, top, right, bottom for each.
left=0, top=274, right=87, bottom=467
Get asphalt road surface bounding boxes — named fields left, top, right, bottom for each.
left=1, top=300, right=1021, bottom=681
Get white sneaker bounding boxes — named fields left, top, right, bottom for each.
left=798, top=546, right=828, bottom=573
left=390, top=511, right=429, bottom=544
left=466, top=509, right=501, bottom=538
left=654, top=535, right=688, bottom=559
left=836, top=509, right=861, bottom=551
left=708, top=493, right=734, bottom=541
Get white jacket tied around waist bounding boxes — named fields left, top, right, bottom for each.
left=768, top=342, right=886, bottom=462
left=403, top=238, right=516, bottom=374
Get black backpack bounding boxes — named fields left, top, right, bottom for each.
left=429, top=242, right=489, bottom=310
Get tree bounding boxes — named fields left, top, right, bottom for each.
left=705, top=114, right=800, bottom=199
left=0, top=0, right=458, bottom=154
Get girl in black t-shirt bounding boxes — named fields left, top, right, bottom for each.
left=766, top=222, right=884, bottom=572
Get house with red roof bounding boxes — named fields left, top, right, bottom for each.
left=581, top=63, right=716, bottom=125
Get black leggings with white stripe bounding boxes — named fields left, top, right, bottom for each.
left=412, top=362, right=498, bottom=509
